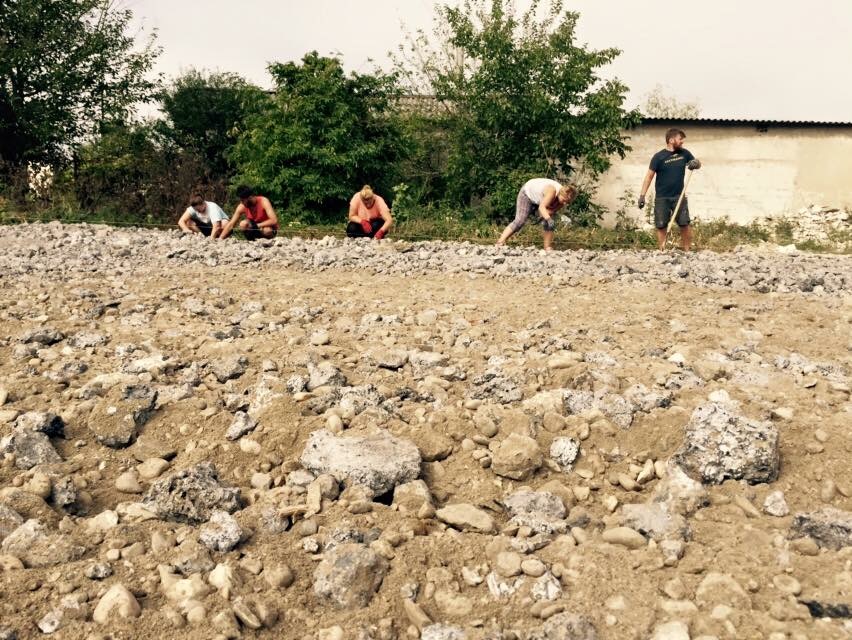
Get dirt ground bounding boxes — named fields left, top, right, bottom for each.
left=1, top=250, right=851, bottom=640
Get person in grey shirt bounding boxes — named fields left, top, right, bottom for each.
left=178, top=194, right=230, bottom=238
left=638, top=128, right=701, bottom=250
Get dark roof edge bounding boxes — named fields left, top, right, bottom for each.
left=640, top=117, right=852, bottom=127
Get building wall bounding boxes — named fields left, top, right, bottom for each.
left=593, top=123, right=852, bottom=227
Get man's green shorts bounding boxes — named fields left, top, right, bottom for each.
left=654, top=196, right=690, bottom=229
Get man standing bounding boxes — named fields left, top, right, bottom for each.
left=177, top=195, right=230, bottom=238
left=221, top=185, right=279, bottom=241
left=638, top=128, right=701, bottom=250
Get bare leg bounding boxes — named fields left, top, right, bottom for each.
left=656, top=228, right=667, bottom=250
left=680, top=225, right=692, bottom=251
left=543, top=229, right=554, bottom=251
left=496, top=225, right=515, bottom=246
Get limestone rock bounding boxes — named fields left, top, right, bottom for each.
left=211, top=354, right=248, bottom=383
left=313, top=543, right=388, bottom=609
left=199, top=511, right=245, bottom=552
left=92, top=584, right=142, bottom=624
left=533, top=611, right=598, bottom=640
left=89, top=384, right=157, bottom=448
left=550, top=437, right=580, bottom=472
left=143, top=462, right=241, bottom=524
left=673, top=402, right=779, bottom=484
left=791, top=508, right=852, bottom=550
left=1, top=430, right=61, bottom=470
left=436, top=503, right=495, bottom=534
left=491, top=433, right=542, bottom=480
left=225, top=411, right=257, bottom=441
left=0, top=505, right=24, bottom=541
left=307, top=361, right=346, bottom=391
left=0, top=519, right=84, bottom=567
left=300, top=429, right=421, bottom=498
left=503, top=490, right=567, bottom=534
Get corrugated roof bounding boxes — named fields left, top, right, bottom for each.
left=641, top=117, right=852, bottom=127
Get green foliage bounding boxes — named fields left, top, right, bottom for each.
left=71, top=123, right=211, bottom=220
left=0, top=0, right=160, bottom=173
left=159, top=70, right=266, bottom=180
left=641, top=84, right=701, bottom=118
left=395, top=0, right=640, bottom=220
left=231, top=53, right=407, bottom=222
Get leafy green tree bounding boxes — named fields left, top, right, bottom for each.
left=641, top=84, right=701, bottom=118
left=72, top=124, right=210, bottom=219
left=159, top=70, right=265, bottom=179
left=231, top=52, right=407, bottom=222
left=395, top=0, right=640, bottom=222
left=0, top=0, right=160, bottom=176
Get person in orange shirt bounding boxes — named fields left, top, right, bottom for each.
left=346, top=185, right=393, bottom=239
left=221, top=185, right=279, bottom=241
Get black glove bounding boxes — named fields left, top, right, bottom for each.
left=687, top=159, right=701, bottom=171
left=637, top=195, right=646, bottom=209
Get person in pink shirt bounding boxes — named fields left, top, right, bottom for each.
left=346, top=185, right=393, bottom=239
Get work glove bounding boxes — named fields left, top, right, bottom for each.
left=374, top=228, right=386, bottom=240
left=687, top=159, right=701, bottom=171
left=637, top=195, right=646, bottom=209
left=360, top=218, right=373, bottom=234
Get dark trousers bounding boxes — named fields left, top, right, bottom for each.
left=346, top=219, right=384, bottom=238
left=243, top=219, right=278, bottom=241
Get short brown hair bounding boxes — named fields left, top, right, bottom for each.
left=189, top=194, right=204, bottom=207
left=665, top=128, right=686, bottom=143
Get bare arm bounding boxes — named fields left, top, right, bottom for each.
left=377, top=197, right=393, bottom=232
left=640, top=169, right=655, bottom=197
left=220, top=205, right=245, bottom=239
left=538, top=187, right=557, bottom=219
left=177, top=210, right=195, bottom=233
left=348, top=197, right=362, bottom=222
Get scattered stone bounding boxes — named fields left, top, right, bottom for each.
left=211, top=354, right=248, bottom=382
left=199, top=510, right=245, bottom=552
left=13, top=412, right=65, bottom=437
left=550, top=437, right=580, bottom=472
left=307, top=361, right=346, bottom=391
left=421, top=624, right=466, bottom=640
left=85, top=563, right=113, bottom=580
left=435, top=503, right=495, bottom=534
left=0, top=519, right=84, bottom=567
left=225, top=411, right=257, bottom=440
left=601, top=527, right=646, bottom=550
left=534, top=611, right=598, bottom=639
left=491, top=433, right=543, bottom=480
left=503, top=490, right=567, bottom=534
left=1, top=430, right=62, bottom=470
left=92, top=584, right=141, bottom=624
left=143, top=462, right=241, bottom=524
left=673, top=402, right=779, bottom=484
left=89, top=384, right=157, bottom=448
left=313, top=543, right=389, bottom=609
left=300, top=429, right=421, bottom=498
left=791, top=508, right=852, bottom=549
left=763, top=490, right=790, bottom=517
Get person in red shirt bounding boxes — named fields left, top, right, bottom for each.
left=346, top=185, right=393, bottom=239
left=221, top=185, right=279, bottom=241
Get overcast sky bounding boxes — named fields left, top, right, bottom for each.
left=129, top=0, right=852, bottom=122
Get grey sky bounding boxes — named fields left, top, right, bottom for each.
left=130, top=0, right=852, bottom=122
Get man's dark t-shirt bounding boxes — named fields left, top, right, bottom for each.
left=650, top=148, right=695, bottom=198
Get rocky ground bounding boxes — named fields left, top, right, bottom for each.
left=0, top=222, right=851, bottom=640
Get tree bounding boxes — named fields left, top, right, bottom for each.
left=231, top=52, right=406, bottom=221
left=641, top=84, right=701, bottom=118
left=0, top=0, right=160, bottom=176
left=159, top=70, right=264, bottom=180
left=395, top=0, right=641, bottom=222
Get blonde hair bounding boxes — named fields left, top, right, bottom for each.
left=360, top=185, right=374, bottom=202
left=559, top=184, right=578, bottom=200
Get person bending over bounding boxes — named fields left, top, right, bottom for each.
left=496, top=178, right=578, bottom=251
left=221, top=185, right=279, bottom=241
left=346, top=185, right=392, bottom=239
left=178, top=195, right=229, bottom=238
left=638, top=128, right=701, bottom=251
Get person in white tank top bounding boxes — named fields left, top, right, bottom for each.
left=496, top=178, right=577, bottom=251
